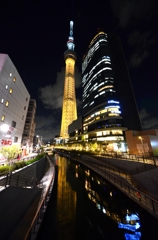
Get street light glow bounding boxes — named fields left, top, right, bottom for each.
left=138, top=136, right=145, bottom=157
left=0, top=124, right=9, bottom=132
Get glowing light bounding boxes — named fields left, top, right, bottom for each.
left=102, top=208, right=106, bottom=214
left=105, top=105, right=120, bottom=108
left=108, top=100, right=120, bottom=104
left=0, top=124, right=9, bottom=132
left=118, top=222, right=141, bottom=232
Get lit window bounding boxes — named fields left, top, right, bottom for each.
left=89, top=101, right=94, bottom=106
left=1, top=115, right=5, bottom=121
left=5, top=101, right=9, bottom=107
left=10, top=73, right=12, bottom=77
left=1, top=99, right=4, bottom=103
left=13, top=77, right=16, bottom=82
left=9, top=88, right=13, bottom=94
left=5, top=85, right=8, bottom=89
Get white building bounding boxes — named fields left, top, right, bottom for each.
left=0, top=54, right=30, bottom=149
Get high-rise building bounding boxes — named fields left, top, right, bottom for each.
left=60, top=21, right=77, bottom=139
left=0, top=54, right=30, bottom=150
left=82, top=31, right=141, bottom=151
left=22, top=99, right=36, bottom=153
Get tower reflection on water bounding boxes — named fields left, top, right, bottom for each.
left=56, top=156, right=77, bottom=239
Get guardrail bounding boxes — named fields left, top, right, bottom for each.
left=101, top=152, right=158, bottom=166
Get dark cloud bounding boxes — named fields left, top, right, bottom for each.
left=38, top=66, right=82, bottom=110
left=35, top=115, right=60, bottom=141
left=111, top=0, right=158, bottom=68
left=38, top=70, right=64, bottom=110
left=139, top=108, right=158, bottom=129
left=37, top=66, right=82, bottom=140
left=128, top=30, right=157, bottom=68
left=111, top=0, right=157, bottom=28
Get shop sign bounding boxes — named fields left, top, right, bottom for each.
left=1, top=139, right=12, bottom=145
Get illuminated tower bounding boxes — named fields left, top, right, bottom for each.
left=60, top=21, right=77, bottom=139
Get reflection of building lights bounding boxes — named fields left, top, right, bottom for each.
left=118, top=222, right=141, bottom=232
left=96, top=203, right=101, bottom=210
left=102, top=208, right=106, bottom=214
left=125, top=232, right=141, bottom=239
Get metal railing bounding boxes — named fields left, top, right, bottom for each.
left=24, top=155, right=55, bottom=240
left=100, top=152, right=158, bottom=166
left=57, top=150, right=158, bottom=219
left=0, top=171, right=40, bottom=189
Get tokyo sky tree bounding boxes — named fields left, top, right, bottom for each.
left=60, top=21, right=77, bottom=139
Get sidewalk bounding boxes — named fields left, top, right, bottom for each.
left=0, top=154, right=55, bottom=240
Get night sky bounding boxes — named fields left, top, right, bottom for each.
left=0, top=0, right=158, bottom=142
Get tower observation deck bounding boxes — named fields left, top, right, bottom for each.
left=60, top=21, right=77, bottom=139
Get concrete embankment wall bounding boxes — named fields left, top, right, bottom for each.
left=13, top=156, right=47, bottom=181
left=0, top=156, right=47, bottom=240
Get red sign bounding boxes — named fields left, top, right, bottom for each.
left=1, top=139, right=12, bottom=145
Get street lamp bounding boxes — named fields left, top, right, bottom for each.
left=138, top=136, right=145, bottom=158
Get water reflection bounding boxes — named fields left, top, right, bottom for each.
left=56, top=157, right=77, bottom=240
left=37, top=155, right=158, bottom=240
left=83, top=165, right=141, bottom=240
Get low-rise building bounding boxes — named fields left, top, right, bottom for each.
left=125, top=129, right=158, bottom=156
left=0, top=54, right=30, bottom=150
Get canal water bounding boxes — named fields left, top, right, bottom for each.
left=37, top=154, right=158, bottom=240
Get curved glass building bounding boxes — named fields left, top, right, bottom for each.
left=82, top=31, right=141, bottom=151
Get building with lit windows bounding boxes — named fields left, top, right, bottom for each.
left=0, top=54, right=30, bottom=151
left=22, top=99, right=36, bottom=154
left=60, top=21, right=77, bottom=140
left=82, top=31, right=142, bottom=152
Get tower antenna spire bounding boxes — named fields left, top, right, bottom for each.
left=70, top=20, right=73, bottom=37
left=67, top=20, right=75, bottom=50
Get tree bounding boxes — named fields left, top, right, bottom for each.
left=116, top=137, right=122, bottom=152
left=0, top=145, right=22, bottom=165
left=102, top=141, right=108, bottom=153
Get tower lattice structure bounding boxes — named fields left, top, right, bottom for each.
left=60, top=21, right=77, bottom=139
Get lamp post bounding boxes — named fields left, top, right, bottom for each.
left=138, top=136, right=145, bottom=159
